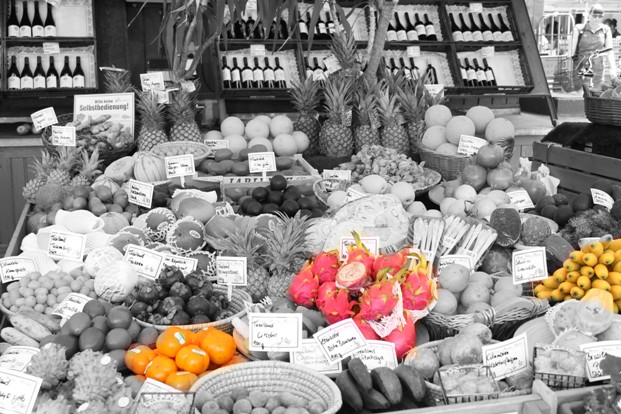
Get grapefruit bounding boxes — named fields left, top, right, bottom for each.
left=272, top=134, right=298, bottom=156
left=245, top=119, right=270, bottom=140
left=485, top=118, right=515, bottom=143
left=203, top=130, right=223, bottom=141
left=460, top=283, right=491, bottom=307
left=421, top=126, right=447, bottom=150
left=270, top=115, right=294, bottom=137
left=466, top=106, right=495, bottom=135
left=224, top=135, right=247, bottom=159
left=424, top=105, right=452, bottom=127
left=435, top=143, right=458, bottom=155
left=247, top=137, right=273, bottom=152
left=255, top=115, right=272, bottom=126
left=439, top=264, right=470, bottom=293
left=292, top=131, right=309, bottom=153
left=445, top=115, right=476, bottom=145
left=221, top=116, right=245, bottom=137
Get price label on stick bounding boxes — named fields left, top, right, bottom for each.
left=512, top=247, right=548, bottom=284
left=124, top=245, right=165, bottom=280
left=437, top=255, right=473, bottom=273
left=482, top=333, right=529, bottom=380
left=163, top=254, right=198, bottom=276
left=580, top=340, right=621, bottom=381
left=47, top=230, right=86, bottom=261
left=0, top=257, right=36, bottom=283
left=50, top=125, right=76, bottom=146
left=53, top=293, right=92, bottom=325
left=0, top=347, right=40, bottom=373
left=31, top=107, right=58, bottom=130
left=457, top=135, right=487, bottom=156
left=340, top=236, right=379, bottom=261
left=406, top=46, right=421, bottom=57
left=42, top=42, right=60, bottom=54
left=507, top=189, right=534, bottom=211
left=352, top=340, right=398, bottom=370
left=216, top=257, right=247, bottom=286
left=313, top=318, right=367, bottom=364
left=165, top=154, right=195, bottom=178
left=248, top=312, right=303, bottom=352
left=591, top=189, right=614, bottom=211
left=323, top=55, right=342, bottom=74
left=204, top=139, right=229, bottom=158
left=290, top=339, right=342, bottom=375
left=139, top=72, right=165, bottom=91
left=0, top=368, right=43, bottom=414
left=322, top=169, right=351, bottom=181
left=248, top=152, right=277, bottom=175
left=424, top=84, right=444, bottom=97
left=127, top=179, right=154, bottom=208
left=250, top=44, right=266, bottom=56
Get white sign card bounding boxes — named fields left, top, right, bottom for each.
left=343, top=187, right=367, bottom=204
left=42, top=42, right=60, bottom=54
left=0, top=347, right=40, bottom=373
left=507, top=189, right=534, bottom=211
left=406, top=46, right=421, bottom=57
left=482, top=333, right=529, bottom=380
left=127, top=179, right=154, bottom=208
left=52, top=293, right=91, bottom=325
left=204, top=139, right=229, bottom=157
left=313, top=318, right=368, bottom=364
left=352, top=340, right=398, bottom=370
left=322, top=169, right=351, bottom=181
left=124, top=245, right=165, bottom=280
left=73, top=93, right=135, bottom=136
left=165, top=154, right=196, bottom=178
left=216, top=257, right=247, bottom=286
left=289, top=339, right=342, bottom=375
left=437, top=255, right=473, bottom=273
left=47, top=230, right=86, bottom=261
left=512, top=247, right=548, bottom=284
left=50, top=126, right=76, bottom=146
left=250, top=44, right=266, bottom=56
left=248, top=313, right=303, bottom=352
left=135, top=378, right=187, bottom=411
left=248, top=152, right=277, bottom=174
left=139, top=72, right=166, bottom=91
left=323, top=55, right=342, bottom=75
left=481, top=46, right=495, bottom=57
left=0, top=368, right=43, bottom=414
left=340, top=237, right=380, bottom=261
left=0, top=258, right=36, bottom=284
left=591, top=189, right=614, bottom=211
left=30, top=107, right=58, bottom=130
left=424, top=84, right=444, bottom=97
left=457, top=135, right=488, bottom=156
left=470, top=2, right=483, bottom=12
left=580, top=340, right=621, bottom=381
left=163, top=254, right=198, bottom=276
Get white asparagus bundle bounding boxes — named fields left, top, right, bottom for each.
left=456, top=223, right=498, bottom=266
left=439, top=215, right=469, bottom=256
left=408, top=216, right=445, bottom=263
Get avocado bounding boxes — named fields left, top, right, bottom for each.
left=283, top=186, right=301, bottom=201
left=266, top=190, right=284, bottom=205
left=541, top=205, right=558, bottom=220
left=535, top=195, right=556, bottom=213
left=591, top=179, right=613, bottom=195
left=231, top=161, right=250, bottom=176
left=298, top=196, right=315, bottom=211
left=261, top=203, right=280, bottom=214
left=553, top=193, right=569, bottom=206
left=245, top=200, right=262, bottom=216
left=276, top=156, right=294, bottom=170
left=572, top=193, right=594, bottom=212
left=553, top=204, right=574, bottom=227
left=252, top=187, right=268, bottom=202
left=311, top=208, right=324, bottom=218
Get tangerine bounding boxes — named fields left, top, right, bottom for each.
left=165, top=371, right=198, bottom=392
left=144, top=355, right=178, bottom=382
left=156, top=327, right=194, bottom=358
left=199, top=328, right=236, bottom=365
left=125, top=345, right=157, bottom=375
left=176, top=345, right=210, bottom=375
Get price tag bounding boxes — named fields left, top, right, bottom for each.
left=482, top=333, right=529, bottom=380
left=124, top=245, right=165, bottom=280
left=406, top=46, right=421, bottom=57
left=248, top=312, right=303, bottom=352
left=323, top=55, right=342, bottom=75
left=343, top=187, right=367, bottom=204
left=481, top=46, right=495, bottom=57
left=437, top=255, right=473, bottom=273
left=512, top=247, right=548, bottom=284
left=580, top=340, right=621, bottom=381
left=424, top=84, right=444, bottom=97
left=352, top=340, right=398, bottom=370
left=30, top=107, right=58, bottom=130
left=289, top=339, right=342, bottom=375
left=204, top=139, right=230, bottom=157
left=340, top=236, right=379, bottom=261
left=322, top=169, right=351, bottom=181
left=155, top=89, right=170, bottom=105
left=470, top=3, right=483, bottom=12
left=507, top=189, right=534, bottom=211
left=246, top=0, right=257, bottom=11
left=248, top=152, right=277, bottom=174
left=0, top=258, right=36, bottom=284
left=135, top=378, right=187, bottom=411
left=313, top=318, right=367, bottom=364
left=215, top=202, right=235, bottom=216
left=163, top=254, right=198, bottom=276
left=42, top=42, right=60, bottom=54
left=591, top=189, right=614, bottom=211
left=127, top=179, right=154, bottom=208
left=47, top=230, right=86, bottom=261
left=140, top=72, right=166, bottom=92
left=216, top=257, right=247, bottom=286
left=165, top=154, right=195, bottom=178
left=250, top=44, right=266, bottom=56
left=457, top=134, right=488, bottom=156
left=52, top=293, right=92, bottom=324
left=0, top=347, right=40, bottom=373
left=50, top=126, right=76, bottom=146
left=0, top=368, right=43, bottom=414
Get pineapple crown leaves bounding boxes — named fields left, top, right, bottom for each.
left=376, top=81, right=403, bottom=126
left=353, top=77, right=379, bottom=125
left=102, top=68, right=136, bottom=94
left=383, top=67, right=408, bottom=95
left=76, top=148, right=102, bottom=179
left=54, top=147, right=78, bottom=172
left=204, top=220, right=263, bottom=267
left=30, top=151, right=56, bottom=177
left=168, top=84, right=199, bottom=122
left=290, top=77, right=322, bottom=114
left=322, top=73, right=355, bottom=123
left=137, top=90, right=167, bottom=131
left=397, top=76, right=430, bottom=122
left=329, top=30, right=359, bottom=74
left=257, top=211, right=311, bottom=275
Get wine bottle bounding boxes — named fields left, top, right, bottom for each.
left=19, top=1, right=31, bottom=37
left=230, top=57, right=241, bottom=88
left=7, top=0, right=19, bottom=37
left=20, top=57, right=34, bottom=89
left=268, top=21, right=277, bottom=40
left=469, top=13, right=482, bottom=41
left=497, top=13, right=513, bottom=41
left=263, top=57, right=275, bottom=88
left=274, top=57, right=286, bottom=88
left=326, top=12, right=335, bottom=36
left=246, top=13, right=256, bottom=39
left=478, top=13, right=494, bottom=42
left=399, top=57, right=411, bottom=79
left=44, top=2, right=55, bottom=36
left=395, top=12, right=407, bottom=42
left=386, top=14, right=397, bottom=42
left=298, top=11, right=308, bottom=40
left=473, top=58, right=487, bottom=86
left=460, top=60, right=469, bottom=86
left=33, top=56, right=46, bottom=88
left=253, top=57, right=264, bottom=88
left=8, top=56, right=21, bottom=89
left=312, top=57, right=325, bottom=82
left=316, top=13, right=328, bottom=40
left=409, top=57, right=420, bottom=79
left=488, top=13, right=503, bottom=41
left=305, top=57, right=313, bottom=80
left=46, top=56, right=58, bottom=88
left=425, top=61, right=438, bottom=84
left=60, top=56, right=72, bottom=88
left=72, top=56, right=85, bottom=88
left=279, top=17, right=289, bottom=39
left=414, top=13, right=427, bottom=41
left=221, top=57, right=231, bottom=89
left=306, top=12, right=316, bottom=37
left=404, top=13, right=418, bottom=41
left=450, top=14, right=463, bottom=42
left=233, top=15, right=247, bottom=39
left=31, top=1, right=43, bottom=36
left=464, top=58, right=477, bottom=87
left=483, top=58, right=496, bottom=86
left=424, top=14, right=437, bottom=41
left=241, top=57, right=254, bottom=88
left=459, top=13, right=473, bottom=41
left=390, top=58, right=399, bottom=76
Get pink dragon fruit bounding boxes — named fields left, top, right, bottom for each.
left=316, top=282, right=355, bottom=325
left=346, top=232, right=375, bottom=270
left=311, top=250, right=341, bottom=283
left=372, top=248, right=409, bottom=275
left=401, top=270, right=433, bottom=311
left=353, top=313, right=380, bottom=340
left=335, top=262, right=372, bottom=290
left=384, top=310, right=416, bottom=358
left=359, top=273, right=399, bottom=321
left=289, top=265, right=319, bottom=307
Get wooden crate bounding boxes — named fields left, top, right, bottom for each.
left=532, top=141, right=621, bottom=199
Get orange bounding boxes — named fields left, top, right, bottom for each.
left=125, top=345, right=157, bottom=375
left=199, top=328, right=236, bottom=365
left=222, top=353, right=249, bottom=367
left=194, top=328, right=210, bottom=344
left=165, top=371, right=198, bottom=392
left=144, top=355, right=178, bottom=382
left=175, top=345, right=210, bottom=375
left=156, top=327, right=194, bottom=358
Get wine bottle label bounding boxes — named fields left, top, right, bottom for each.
left=476, top=71, right=487, bottom=83
left=485, top=71, right=496, bottom=82
left=253, top=69, right=264, bottom=82
left=460, top=68, right=468, bottom=80
left=396, top=30, right=407, bottom=41
left=466, top=68, right=477, bottom=81
left=21, top=76, right=34, bottom=89
left=492, top=31, right=503, bottom=41
left=60, top=74, right=72, bottom=88
left=317, top=23, right=327, bottom=35
left=502, top=31, right=514, bottom=41
left=32, top=25, right=44, bottom=37
left=482, top=31, right=494, bottom=42
left=231, top=70, right=241, bottom=82
left=44, top=25, right=56, bottom=37
left=472, top=31, right=483, bottom=41
left=275, top=69, right=285, bottom=81
left=404, top=69, right=412, bottom=79
left=406, top=30, right=418, bottom=41
left=305, top=69, right=313, bottom=79
left=415, top=24, right=426, bottom=37
left=73, top=75, right=85, bottom=88
left=8, top=25, right=19, bottom=37
left=19, top=26, right=32, bottom=37
left=264, top=70, right=275, bottom=81
left=462, top=30, right=473, bottom=41
left=299, top=22, right=308, bottom=35
left=425, top=25, right=436, bottom=37
left=46, top=76, right=57, bottom=88
left=8, top=76, right=20, bottom=89
left=34, top=75, right=46, bottom=89
left=452, top=31, right=464, bottom=42
left=222, top=68, right=231, bottom=81
left=386, top=30, right=398, bottom=42
left=327, top=23, right=335, bottom=34
left=241, top=69, right=253, bottom=82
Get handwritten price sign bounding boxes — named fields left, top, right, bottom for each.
left=352, top=340, right=398, bottom=370
left=580, top=340, right=621, bottom=381
left=248, top=152, right=277, bottom=174
left=165, top=154, right=195, bottom=178
left=127, top=179, right=154, bottom=208
left=457, top=135, right=488, bottom=156
left=124, top=245, right=165, bottom=280
left=482, top=333, right=529, bottom=380
left=313, top=318, right=367, bottom=364
left=216, top=257, right=247, bottom=286
left=507, top=189, right=534, bottom=211
left=50, top=126, right=76, bottom=146
left=249, top=313, right=303, bottom=352
left=0, top=258, right=36, bottom=283
left=204, top=140, right=229, bottom=158
left=289, top=339, right=342, bottom=375
left=47, top=230, right=86, bottom=261
left=512, top=247, right=548, bottom=284
left=53, top=293, right=91, bottom=325
left=437, top=255, right=473, bottom=273
left=163, top=254, right=198, bottom=277
left=340, top=237, right=379, bottom=261
left=0, top=347, right=40, bottom=373
left=0, top=368, right=43, bottom=414
left=30, top=107, right=58, bottom=131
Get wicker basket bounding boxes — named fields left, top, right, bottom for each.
left=190, top=360, right=342, bottom=414
left=150, top=141, right=211, bottom=166
left=313, top=179, right=349, bottom=208
left=584, top=86, right=621, bottom=126
left=134, top=285, right=251, bottom=333
left=41, top=113, right=137, bottom=168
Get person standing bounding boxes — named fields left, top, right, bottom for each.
left=604, top=18, right=620, bottom=38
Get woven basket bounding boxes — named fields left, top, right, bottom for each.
left=584, top=87, right=621, bottom=126
left=313, top=179, right=349, bottom=208
left=150, top=141, right=210, bottom=166
left=412, top=340, right=532, bottom=406
left=190, top=360, right=342, bottom=414
left=41, top=113, right=137, bottom=168
left=134, top=285, right=251, bottom=333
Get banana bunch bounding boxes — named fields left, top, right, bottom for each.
left=536, top=239, right=621, bottom=311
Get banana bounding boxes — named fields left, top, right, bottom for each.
left=570, top=251, right=585, bottom=264
left=592, top=279, right=611, bottom=292
left=393, top=365, right=426, bottom=403
left=567, top=271, right=581, bottom=282
left=595, top=264, right=609, bottom=280
left=551, top=289, right=565, bottom=301
left=583, top=253, right=598, bottom=267
left=536, top=290, right=554, bottom=300
left=553, top=268, right=568, bottom=283
left=577, top=276, right=592, bottom=290
left=590, top=242, right=604, bottom=257
left=371, top=367, right=403, bottom=405
left=542, top=277, right=560, bottom=289
left=336, top=371, right=363, bottom=412
left=558, top=282, right=576, bottom=294
left=607, top=272, right=621, bottom=286
left=347, top=358, right=372, bottom=392
left=564, top=260, right=581, bottom=271
left=580, top=266, right=595, bottom=277
left=610, top=285, right=621, bottom=300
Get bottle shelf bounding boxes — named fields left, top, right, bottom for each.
left=221, top=88, right=292, bottom=99
left=3, top=37, right=95, bottom=44
left=4, top=87, right=98, bottom=97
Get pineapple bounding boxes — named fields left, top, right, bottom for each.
left=47, top=147, right=77, bottom=186
left=137, top=90, right=168, bottom=151
left=290, top=78, right=321, bottom=155
left=102, top=68, right=135, bottom=93
left=168, top=86, right=201, bottom=142
left=320, top=74, right=354, bottom=157
left=22, top=151, right=55, bottom=203
left=377, top=82, right=410, bottom=155
left=70, top=148, right=101, bottom=187
left=260, top=212, right=311, bottom=300
left=204, top=221, right=269, bottom=302
left=353, top=79, right=381, bottom=152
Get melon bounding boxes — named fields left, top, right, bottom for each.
left=224, top=135, right=247, bottom=158
left=270, top=115, right=294, bottom=137
left=248, top=137, right=273, bottom=152
left=466, top=106, right=495, bottom=135
left=485, top=118, right=516, bottom=143
left=203, top=130, right=223, bottom=140
left=221, top=116, right=245, bottom=137
left=292, top=131, right=309, bottom=153
left=100, top=212, right=130, bottom=234
left=273, top=134, right=298, bottom=156
left=245, top=118, right=270, bottom=140
left=133, top=152, right=166, bottom=182
left=445, top=115, right=476, bottom=145
left=84, top=246, right=124, bottom=277
left=104, top=156, right=135, bottom=183
left=91, top=175, right=121, bottom=193
left=424, top=105, right=452, bottom=127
